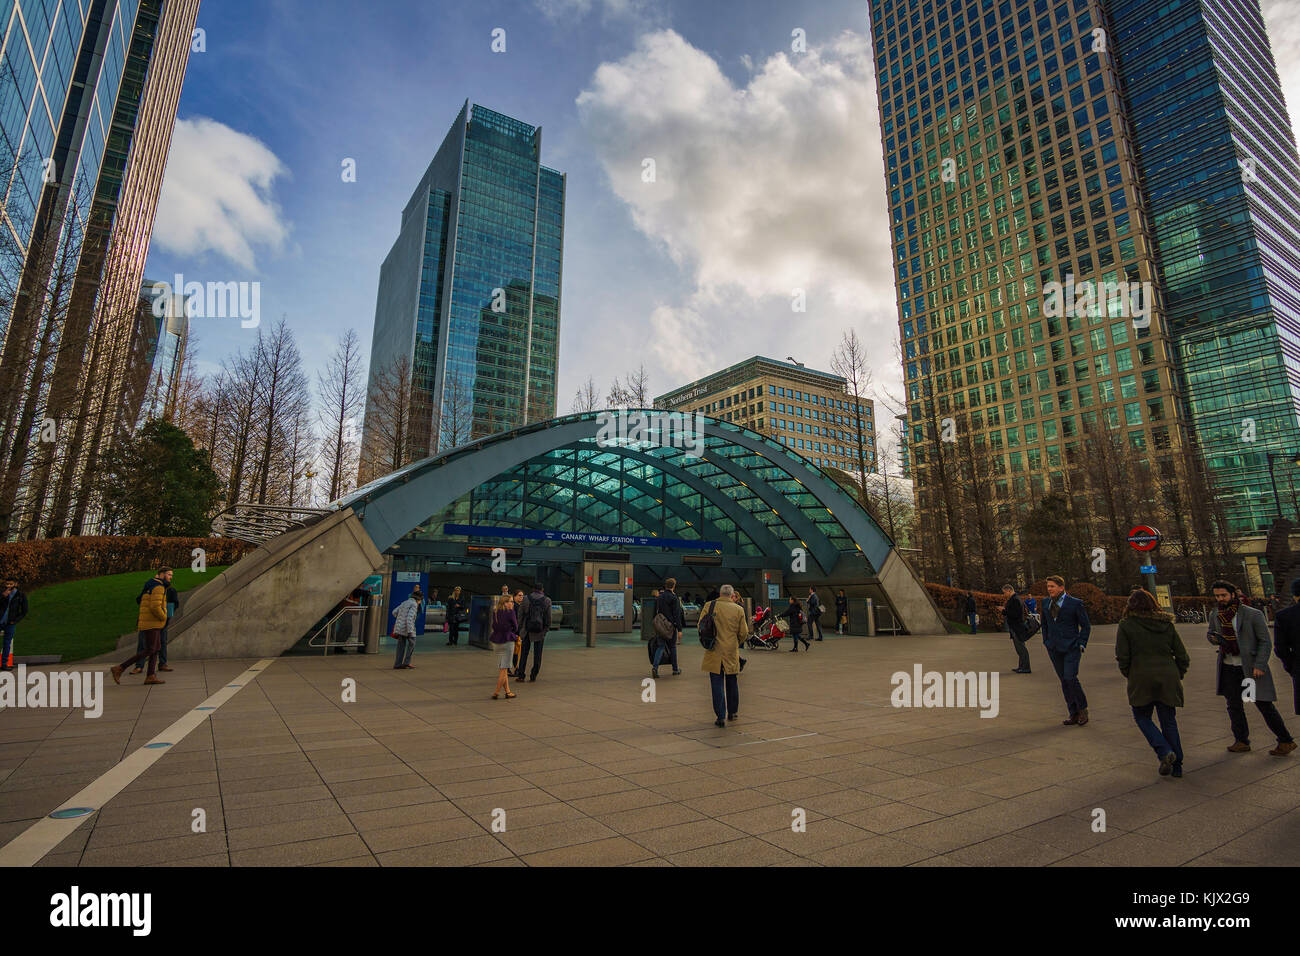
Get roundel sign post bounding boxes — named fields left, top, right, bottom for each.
left=1128, top=526, right=1162, bottom=589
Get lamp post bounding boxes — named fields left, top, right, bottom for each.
left=1265, top=452, right=1300, bottom=519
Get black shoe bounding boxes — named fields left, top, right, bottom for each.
left=652, top=667, right=658, bottom=678
left=1172, top=766, right=1183, bottom=778
left=728, top=713, right=738, bottom=721
left=714, top=718, right=726, bottom=728
left=672, top=668, right=681, bottom=675
left=1013, top=667, right=1031, bottom=674
left=789, top=648, right=798, bottom=653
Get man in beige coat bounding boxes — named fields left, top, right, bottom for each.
left=701, top=584, right=747, bottom=727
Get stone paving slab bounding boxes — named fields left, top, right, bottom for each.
left=1, top=625, right=1298, bottom=866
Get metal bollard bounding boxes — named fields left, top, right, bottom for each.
left=866, top=598, right=877, bottom=636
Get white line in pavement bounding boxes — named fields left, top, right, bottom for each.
left=0, top=659, right=275, bottom=867
left=739, top=733, right=819, bottom=745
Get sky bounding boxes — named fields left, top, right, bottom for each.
left=147, top=0, right=1300, bottom=445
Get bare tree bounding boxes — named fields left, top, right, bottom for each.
left=608, top=364, right=651, bottom=407
left=358, top=354, right=414, bottom=485
left=830, top=330, right=876, bottom=508
left=316, top=328, right=365, bottom=502
left=571, top=376, right=600, bottom=413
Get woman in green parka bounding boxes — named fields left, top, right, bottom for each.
left=1116, top=589, right=1191, bottom=778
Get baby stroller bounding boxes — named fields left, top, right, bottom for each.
left=747, top=606, right=787, bottom=650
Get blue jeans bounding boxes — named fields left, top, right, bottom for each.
left=967, top=613, right=978, bottom=632
left=1132, top=702, right=1183, bottom=768
left=136, top=626, right=168, bottom=666
left=1, top=623, right=14, bottom=664
left=709, top=668, right=738, bottom=720
left=653, top=637, right=678, bottom=671
left=1047, top=645, right=1088, bottom=715
left=394, top=635, right=415, bottom=668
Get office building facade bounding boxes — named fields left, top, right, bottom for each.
left=364, top=102, right=565, bottom=472
left=0, top=0, right=202, bottom=538
left=871, top=0, right=1300, bottom=569
left=654, top=355, right=877, bottom=475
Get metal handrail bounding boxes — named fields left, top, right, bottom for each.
left=307, top=606, right=368, bottom=655
left=211, top=503, right=332, bottom=544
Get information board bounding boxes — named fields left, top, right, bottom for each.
left=595, top=590, right=625, bottom=619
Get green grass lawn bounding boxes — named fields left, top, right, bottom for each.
left=16, top=567, right=228, bottom=663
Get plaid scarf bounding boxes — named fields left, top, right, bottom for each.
left=1217, top=601, right=1241, bottom=656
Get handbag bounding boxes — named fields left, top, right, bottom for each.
left=1024, top=614, right=1041, bottom=637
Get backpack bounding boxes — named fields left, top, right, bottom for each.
left=524, top=595, right=548, bottom=634
left=698, top=600, right=718, bottom=650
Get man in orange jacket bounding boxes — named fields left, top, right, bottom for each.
left=112, top=568, right=173, bottom=686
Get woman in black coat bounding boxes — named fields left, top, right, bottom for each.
left=446, top=586, right=465, bottom=646
left=783, top=597, right=810, bottom=652
left=834, top=590, right=849, bottom=634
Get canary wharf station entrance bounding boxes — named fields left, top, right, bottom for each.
left=342, top=411, right=946, bottom=646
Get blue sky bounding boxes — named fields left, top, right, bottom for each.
left=147, top=0, right=1300, bottom=438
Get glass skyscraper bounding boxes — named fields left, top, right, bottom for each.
left=871, top=0, right=1300, bottom=576
left=365, top=101, right=565, bottom=466
left=0, top=0, right=202, bottom=538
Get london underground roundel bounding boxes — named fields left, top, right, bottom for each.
left=1127, top=526, right=1161, bottom=552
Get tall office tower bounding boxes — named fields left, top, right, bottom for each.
left=131, top=277, right=188, bottom=425
left=362, top=102, right=565, bottom=479
left=0, top=0, right=202, bottom=538
left=870, top=0, right=1300, bottom=588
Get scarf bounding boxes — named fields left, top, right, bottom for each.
left=1217, top=601, right=1241, bottom=656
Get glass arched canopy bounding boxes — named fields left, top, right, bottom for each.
left=339, top=412, right=895, bottom=577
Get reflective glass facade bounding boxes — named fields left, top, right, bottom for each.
left=872, top=0, right=1300, bottom=544
left=367, top=102, right=565, bottom=462
left=1107, top=0, right=1300, bottom=532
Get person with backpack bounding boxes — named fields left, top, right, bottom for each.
left=112, top=568, right=172, bottom=686
left=699, top=584, right=747, bottom=727
left=807, top=587, right=825, bottom=641
left=783, top=596, right=810, bottom=652
left=0, top=577, right=29, bottom=672
left=651, top=577, right=685, bottom=678
left=515, top=583, right=552, bottom=682
left=391, top=586, right=422, bottom=669
left=834, top=589, right=848, bottom=635
left=444, top=586, right=465, bottom=645
left=132, top=577, right=179, bottom=674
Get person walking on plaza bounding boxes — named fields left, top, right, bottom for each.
left=783, top=595, right=810, bottom=652
left=1041, top=575, right=1091, bottom=726
left=1275, top=578, right=1300, bottom=716
left=834, top=589, right=848, bottom=635
left=0, top=577, right=28, bottom=671
left=446, top=586, right=464, bottom=646
left=112, top=568, right=172, bottom=685
left=964, top=591, right=978, bottom=633
left=1117, top=589, right=1190, bottom=778
left=511, top=589, right=526, bottom=675
left=1002, top=584, right=1031, bottom=674
left=652, top=577, right=685, bottom=678
left=701, top=585, right=746, bottom=727
left=1024, top=591, right=1038, bottom=616
left=489, top=594, right=518, bottom=699
left=391, top=586, right=421, bottom=669
left=515, top=583, right=552, bottom=682
left=133, top=577, right=179, bottom=673
left=1209, top=580, right=1296, bottom=755
left=807, top=587, right=825, bottom=640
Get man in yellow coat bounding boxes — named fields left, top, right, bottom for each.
left=112, top=568, right=173, bottom=685
left=701, top=584, right=747, bottom=727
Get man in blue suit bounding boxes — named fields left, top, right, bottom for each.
left=1042, top=574, right=1091, bottom=726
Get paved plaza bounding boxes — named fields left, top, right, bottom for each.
left=1, top=625, right=1297, bottom=866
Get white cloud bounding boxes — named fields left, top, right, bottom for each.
left=153, top=117, right=290, bottom=271
left=535, top=0, right=656, bottom=22
left=576, top=30, right=900, bottom=394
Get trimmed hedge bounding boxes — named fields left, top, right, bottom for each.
left=929, top=581, right=1215, bottom=629
left=0, top=536, right=254, bottom=589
